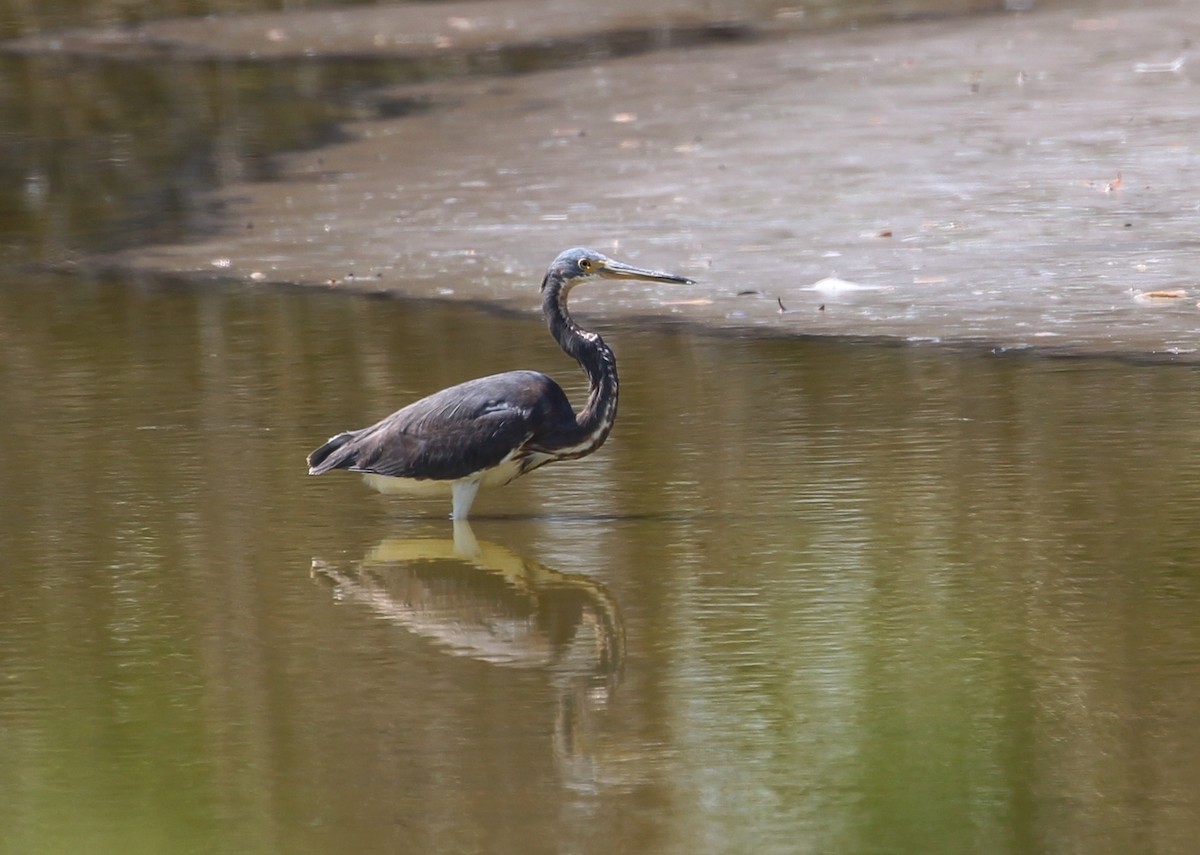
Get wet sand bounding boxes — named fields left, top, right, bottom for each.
left=6, top=0, right=1004, bottom=61
left=33, top=0, right=1200, bottom=357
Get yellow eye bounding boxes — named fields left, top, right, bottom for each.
left=578, top=258, right=593, bottom=272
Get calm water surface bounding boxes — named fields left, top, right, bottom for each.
left=3, top=0, right=1200, bottom=851
left=1, top=276, right=1198, bottom=854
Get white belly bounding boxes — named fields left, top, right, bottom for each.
left=359, top=453, right=544, bottom=497
left=361, top=472, right=452, bottom=497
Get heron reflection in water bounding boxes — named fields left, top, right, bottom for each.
left=307, top=248, right=693, bottom=519
left=311, top=523, right=627, bottom=786
left=311, top=523, right=623, bottom=677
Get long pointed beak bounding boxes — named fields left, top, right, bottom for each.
left=598, top=258, right=695, bottom=284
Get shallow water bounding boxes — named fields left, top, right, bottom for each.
left=2, top=276, right=1199, bottom=854
left=2, top=1, right=1200, bottom=852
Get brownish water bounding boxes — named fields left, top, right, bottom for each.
left=3, top=0, right=1200, bottom=852
left=2, top=276, right=1199, bottom=854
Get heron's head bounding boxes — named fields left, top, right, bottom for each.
left=543, top=247, right=694, bottom=293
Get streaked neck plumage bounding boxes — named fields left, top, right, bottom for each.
left=541, top=272, right=619, bottom=458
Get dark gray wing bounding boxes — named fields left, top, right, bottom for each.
left=307, top=370, right=576, bottom=482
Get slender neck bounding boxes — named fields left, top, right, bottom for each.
left=542, top=273, right=619, bottom=455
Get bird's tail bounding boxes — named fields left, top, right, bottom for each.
left=307, top=430, right=363, bottom=475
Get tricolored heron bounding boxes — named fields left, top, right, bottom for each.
left=306, top=247, right=693, bottom=519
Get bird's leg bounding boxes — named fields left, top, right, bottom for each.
left=450, top=480, right=481, bottom=521
left=451, top=520, right=481, bottom=557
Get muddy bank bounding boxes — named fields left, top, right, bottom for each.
left=6, top=0, right=1009, bottom=61
left=54, top=0, right=1200, bottom=357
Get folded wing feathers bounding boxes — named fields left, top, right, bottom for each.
left=308, top=371, right=568, bottom=483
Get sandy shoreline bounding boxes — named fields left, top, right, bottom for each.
left=17, top=0, right=1200, bottom=358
